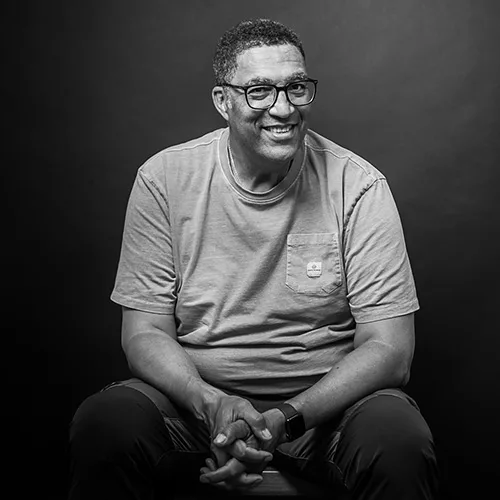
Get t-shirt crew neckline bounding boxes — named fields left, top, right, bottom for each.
left=217, top=128, right=305, bottom=204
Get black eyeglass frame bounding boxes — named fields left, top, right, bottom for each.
left=222, top=78, right=318, bottom=110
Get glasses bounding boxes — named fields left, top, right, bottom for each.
left=223, top=78, right=318, bottom=110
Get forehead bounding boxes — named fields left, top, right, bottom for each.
left=232, top=44, right=307, bottom=84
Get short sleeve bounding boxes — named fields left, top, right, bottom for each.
left=110, top=169, right=177, bottom=314
left=344, top=178, right=419, bottom=323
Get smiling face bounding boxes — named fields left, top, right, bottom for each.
left=214, top=44, right=312, bottom=170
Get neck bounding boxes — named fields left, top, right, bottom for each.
left=228, top=141, right=293, bottom=192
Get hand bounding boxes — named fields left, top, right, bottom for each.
left=200, top=419, right=272, bottom=490
left=199, top=407, right=287, bottom=490
left=214, top=408, right=286, bottom=454
left=260, top=407, right=287, bottom=452
left=204, top=393, right=273, bottom=446
left=198, top=394, right=273, bottom=490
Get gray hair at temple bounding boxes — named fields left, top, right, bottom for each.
left=212, top=18, right=306, bottom=86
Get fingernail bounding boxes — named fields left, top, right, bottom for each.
left=264, top=454, right=273, bottom=462
left=214, top=433, right=226, bottom=444
left=200, top=476, right=209, bottom=483
left=262, top=429, right=272, bottom=439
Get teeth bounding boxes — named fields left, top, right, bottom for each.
left=267, top=125, right=292, bottom=133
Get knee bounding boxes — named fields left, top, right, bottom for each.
left=338, top=394, right=437, bottom=483
left=69, top=385, right=166, bottom=463
left=368, top=395, right=435, bottom=467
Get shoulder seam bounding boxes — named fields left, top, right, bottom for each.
left=166, top=134, right=221, bottom=153
left=344, top=178, right=386, bottom=228
left=137, top=169, right=170, bottom=213
left=305, top=137, right=385, bottom=181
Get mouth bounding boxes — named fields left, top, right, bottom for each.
left=262, top=124, right=297, bottom=139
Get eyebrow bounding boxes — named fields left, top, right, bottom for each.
left=243, top=71, right=309, bottom=86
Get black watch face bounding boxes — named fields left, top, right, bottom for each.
left=287, top=413, right=302, bottom=440
left=277, top=403, right=305, bottom=441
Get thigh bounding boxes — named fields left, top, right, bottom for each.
left=70, top=378, right=214, bottom=497
left=273, top=389, right=432, bottom=489
left=99, top=379, right=213, bottom=493
left=332, top=388, right=438, bottom=496
left=109, top=378, right=211, bottom=454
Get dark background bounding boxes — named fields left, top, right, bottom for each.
left=14, top=1, right=499, bottom=498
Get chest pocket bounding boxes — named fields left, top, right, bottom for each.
left=286, top=233, right=342, bottom=295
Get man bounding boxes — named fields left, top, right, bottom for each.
left=69, top=19, right=439, bottom=499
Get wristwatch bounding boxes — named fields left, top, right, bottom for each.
left=275, top=402, right=306, bottom=442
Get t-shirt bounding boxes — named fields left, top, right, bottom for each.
left=111, top=127, right=419, bottom=399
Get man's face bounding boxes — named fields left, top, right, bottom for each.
left=224, top=44, right=312, bottom=166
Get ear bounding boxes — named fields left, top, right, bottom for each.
left=212, top=86, right=230, bottom=121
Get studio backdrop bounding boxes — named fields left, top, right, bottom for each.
left=15, top=1, right=499, bottom=499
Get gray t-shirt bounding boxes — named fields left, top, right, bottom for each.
left=111, top=128, right=419, bottom=398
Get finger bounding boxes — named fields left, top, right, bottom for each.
left=227, top=439, right=273, bottom=463
left=202, top=471, right=263, bottom=491
left=199, top=472, right=230, bottom=490
left=211, top=444, right=229, bottom=468
left=199, top=457, right=246, bottom=484
left=222, top=471, right=264, bottom=491
left=237, top=406, right=272, bottom=442
left=205, top=458, right=217, bottom=471
left=230, top=472, right=264, bottom=489
left=200, top=457, right=218, bottom=478
left=214, top=420, right=250, bottom=447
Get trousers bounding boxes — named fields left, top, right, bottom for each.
left=68, top=378, right=439, bottom=499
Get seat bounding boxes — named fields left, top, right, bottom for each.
left=242, top=466, right=336, bottom=497
left=175, top=465, right=349, bottom=499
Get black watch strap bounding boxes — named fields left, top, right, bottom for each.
left=275, top=403, right=306, bottom=442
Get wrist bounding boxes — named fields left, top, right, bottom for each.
left=273, top=402, right=306, bottom=442
left=264, top=408, right=287, bottom=445
left=186, top=378, right=225, bottom=425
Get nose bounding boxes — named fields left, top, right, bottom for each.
left=268, top=89, right=295, bottom=117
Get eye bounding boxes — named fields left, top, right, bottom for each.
left=247, top=85, right=273, bottom=100
left=288, top=82, right=307, bottom=94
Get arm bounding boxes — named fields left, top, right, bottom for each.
left=114, top=168, right=271, bottom=487
left=283, top=177, right=418, bottom=431
left=205, top=312, right=414, bottom=482
left=206, top=179, right=419, bottom=480
left=122, top=307, right=273, bottom=487
left=285, top=312, right=414, bottom=431
left=122, top=307, right=272, bottom=443
left=121, top=307, right=222, bottom=423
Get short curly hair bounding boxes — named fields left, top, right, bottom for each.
left=213, top=19, right=305, bottom=85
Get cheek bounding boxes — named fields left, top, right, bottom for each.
left=299, top=107, right=312, bottom=122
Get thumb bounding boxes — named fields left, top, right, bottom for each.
left=244, top=414, right=273, bottom=443
left=214, top=420, right=250, bottom=447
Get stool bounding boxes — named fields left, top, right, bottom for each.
left=242, top=466, right=336, bottom=497
left=175, top=466, right=350, bottom=499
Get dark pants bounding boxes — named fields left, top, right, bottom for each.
left=68, top=378, right=439, bottom=499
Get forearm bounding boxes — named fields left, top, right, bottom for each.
left=287, top=338, right=410, bottom=431
left=124, top=331, right=225, bottom=422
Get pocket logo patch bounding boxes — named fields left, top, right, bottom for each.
left=306, top=261, right=322, bottom=278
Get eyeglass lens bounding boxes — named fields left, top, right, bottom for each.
left=246, top=81, right=315, bottom=109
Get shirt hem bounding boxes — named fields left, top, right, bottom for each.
left=110, top=292, right=175, bottom=315
left=352, top=301, right=420, bottom=324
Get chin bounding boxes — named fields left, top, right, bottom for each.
left=261, top=144, right=299, bottom=164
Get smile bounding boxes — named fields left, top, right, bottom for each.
left=262, top=124, right=298, bottom=141
left=264, top=125, right=294, bottom=134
